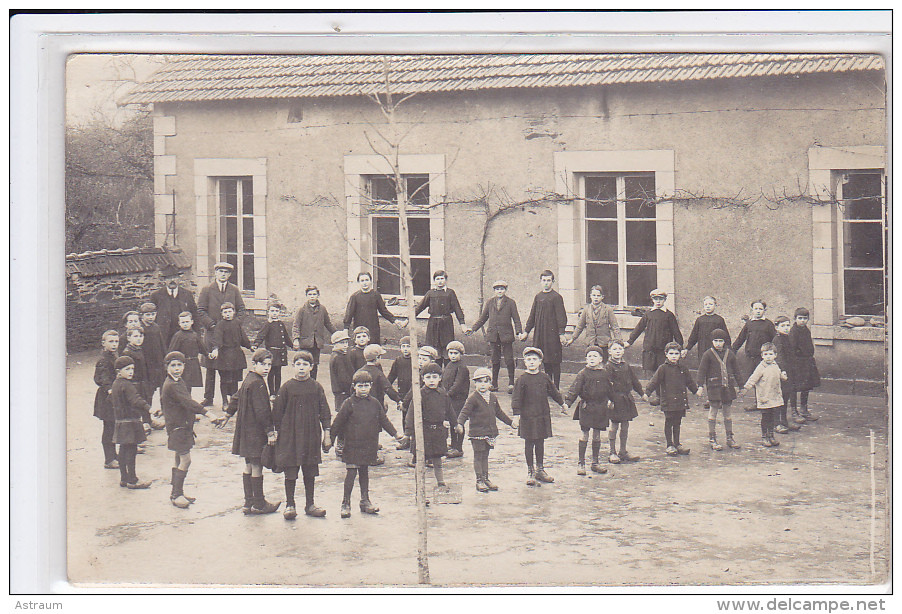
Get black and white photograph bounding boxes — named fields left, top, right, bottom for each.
left=11, top=10, right=892, bottom=595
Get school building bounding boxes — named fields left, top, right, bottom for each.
left=121, top=53, right=887, bottom=391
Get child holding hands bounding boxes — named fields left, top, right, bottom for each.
left=604, top=340, right=646, bottom=463
left=645, top=342, right=703, bottom=456
left=739, top=342, right=787, bottom=448
left=167, top=311, right=206, bottom=393
left=566, top=345, right=614, bottom=476
left=456, top=367, right=514, bottom=492
left=696, top=329, right=743, bottom=450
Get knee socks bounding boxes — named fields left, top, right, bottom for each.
left=534, top=439, right=545, bottom=468
left=242, top=473, right=253, bottom=506
left=708, top=419, right=717, bottom=438
left=800, top=391, right=809, bottom=408
left=608, top=426, right=618, bottom=453
left=619, top=423, right=629, bottom=452
left=358, top=466, right=370, bottom=500
left=284, top=479, right=296, bottom=507
left=591, top=440, right=601, bottom=463
left=664, top=414, right=682, bottom=447
left=761, top=409, right=773, bottom=437
left=578, top=439, right=587, bottom=465
left=343, top=468, right=357, bottom=503
left=302, top=465, right=316, bottom=509
left=525, top=440, right=535, bottom=470
left=724, top=419, right=735, bottom=438
left=118, top=444, right=137, bottom=483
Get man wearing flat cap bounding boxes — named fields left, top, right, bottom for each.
left=197, top=262, right=247, bottom=407
left=465, top=280, right=522, bottom=393
left=149, top=264, right=198, bottom=346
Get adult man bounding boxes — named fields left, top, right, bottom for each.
left=521, top=269, right=568, bottom=388
left=343, top=271, right=407, bottom=345
left=149, top=264, right=198, bottom=346
left=197, top=262, right=246, bottom=407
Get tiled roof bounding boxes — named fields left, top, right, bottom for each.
left=66, top=247, right=192, bottom=278
left=121, top=53, right=885, bottom=104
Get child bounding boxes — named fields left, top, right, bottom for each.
left=222, top=349, right=280, bottom=515
left=329, top=330, right=354, bottom=460
left=521, top=270, right=568, bottom=388
left=110, top=356, right=153, bottom=488
left=253, top=302, right=292, bottom=398
left=405, top=362, right=457, bottom=489
left=209, top=302, right=252, bottom=408
left=387, top=336, right=413, bottom=402
left=732, top=300, right=776, bottom=409
left=465, top=280, right=522, bottom=393
left=139, top=302, right=166, bottom=407
left=772, top=316, right=801, bottom=434
left=122, top=326, right=151, bottom=403
left=789, top=307, right=820, bottom=422
left=361, top=344, right=402, bottom=411
left=604, top=340, right=646, bottom=463
left=684, top=296, right=731, bottom=360
left=645, top=342, right=703, bottom=456
left=93, top=330, right=120, bottom=469
left=511, top=347, right=568, bottom=485
left=567, top=285, right=622, bottom=364
left=696, top=329, right=743, bottom=450
left=331, top=369, right=407, bottom=518
left=167, top=311, right=206, bottom=393
left=291, top=286, right=336, bottom=380
left=120, top=310, right=141, bottom=340
left=415, top=270, right=466, bottom=368
left=566, top=346, right=614, bottom=476
left=456, top=367, right=514, bottom=492
left=160, top=351, right=222, bottom=508
left=272, top=351, right=332, bottom=519
left=441, top=340, right=470, bottom=458
left=349, top=326, right=370, bottom=372
left=625, top=289, right=683, bottom=404
left=401, top=346, right=440, bottom=446
left=739, top=342, right=787, bottom=448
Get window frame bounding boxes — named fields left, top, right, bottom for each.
left=217, top=176, right=256, bottom=292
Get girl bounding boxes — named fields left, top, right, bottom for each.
left=415, top=270, right=466, bottom=368
left=604, top=340, right=646, bottom=463
left=254, top=302, right=292, bottom=398
left=456, top=367, right=514, bottom=492
left=405, top=362, right=457, bottom=490
left=94, top=330, right=120, bottom=469
left=696, top=329, right=742, bottom=450
left=168, top=311, right=206, bottom=393
left=646, top=342, right=703, bottom=456
left=209, top=302, right=252, bottom=408
left=511, top=347, right=568, bottom=485
left=566, top=346, right=614, bottom=476
left=110, top=356, right=153, bottom=489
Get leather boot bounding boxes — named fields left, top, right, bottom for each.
left=241, top=473, right=253, bottom=513
left=476, top=475, right=489, bottom=492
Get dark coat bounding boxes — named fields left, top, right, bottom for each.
left=772, top=333, right=797, bottom=393
left=645, top=361, right=698, bottom=415
left=732, top=318, right=776, bottom=358
left=149, top=286, right=198, bottom=345
left=160, top=376, right=206, bottom=452
left=789, top=324, right=820, bottom=391
left=388, top=355, right=413, bottom=398
left=93, top=350, right=118, bottom=421
left=471, top=295, right=522, bottom=343
left=210, top=319, right=251, bottom=371
left=331, top=395, right=399, bottom=466
left=627, top=308, right=683, bottom=351
left=604, top=359, right=643, bottom=422
left=565, top=367, right=614, bottom=431
left=254, top=320, right=292, bottom=367
left=110, top=377, right=151, bottom=445
left=416, top=288, right=465, bottom=352
left=226, top=371, right=274, bottom=459
left=524, top=290, right=568, bottom=365
left=330, top=351, right=355, bottom=398
left=511, top=371, right=564, bottom=440
left=404, top=386, right=456, bottom=459
left=292, top=302, right=336, bottom=350
left=196, top=281, right=246, bottom=331
left=122, top=344, right=151, bottom=402
left=458, top=391, right=513, bottom=437
left=696, top=347, right=740, bottom=403
left=440, top=360, right=470, bottom=413
left=140, top=322, right=167, bottom=389
left=349, top=346, right=367, bottom=372
left=362, top=363, right=402, bottom=408
left=272, top=377, right=331, bottom=469
left=686, top=313, right=730, bottom=357
left=168, top=330, right=206, bottom=387
left=343, top=289, right=396, bottom=345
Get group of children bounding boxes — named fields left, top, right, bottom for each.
left=93, top=284, right=821, bottom=517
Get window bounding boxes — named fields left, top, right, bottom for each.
left=367, top=175, right=431, bottom=296
left=218, top=177, right=255, bottom=291
left=837, top=170, right=886, bottom=316
left=582, top=173, right=657, bottom=307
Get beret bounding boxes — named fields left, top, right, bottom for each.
left=114, top=356, right=135, bottom=370
left=164, top=351, right=186, bottom=365
left=421, top=362, right=443, bottom=377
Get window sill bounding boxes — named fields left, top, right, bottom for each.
left=831, top=325, right=886, bottom=342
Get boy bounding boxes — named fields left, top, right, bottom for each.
left=253, top=302, right=292, bottom=398
left=684, top=296, right=731, bottom=360
left=94, top=330, right=120, bottom=469
left=465, top=280, right=522, bottom=393
left=626, top=289, right=683, bottom=404
left=110, top=356, right=153, bottom=489
left=139, top=302, right=167, bottom=407
left=361, top=344, right=403, bottom=410
left=119, top=310, right=141, bottom=341
left=331, top=370, right=407, bottom=517
left=416, top=271, right=466, bottom=368
left=789, top=308, right=820, bottom=422
left=292, top=286, right=336, bottom=380
left=401, top=345, right=440, bottom=433
left=732, top=300, right=776, bottom=410
left=645, top=342, right=703, bottom=456
left=272, top=351, right=332, bottom=519
left=522, top=270, right=568, bottom=388
left=329, top=329, right=354, bottom=460
left=696, top=329, right=742, bottom=450
left=343, top=271, right=407, bottom=345
left=122, top=327, right=151, bottom=403
left=740, top=342, right=788, bottom=448
left=566, top=345, right=614, bottom=475
left=168, top=311, right=206, bottom=393
left=567, top=285, right=622, bottom=364
left=160, top=351, right=223, bottom=508
left=209, top=302, right=252, bottom=408
left=441, top=340, right=470, bottom=458
left=349, top=326, right=370, bottom=372
left=772, top=316, right=801, bottom=433
left=511, top=347, right=568, bottom=485
left=405, top=362, right=457, bottom=489
left=456, top=367, right=515, bottom=492
left=221, top=349, right=280, bottom=515
left=387, top=335, right=414, bottom=402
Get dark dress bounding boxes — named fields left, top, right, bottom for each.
left=404, top=386, right=456, bottom=459
left=122, top=343, right=151, bottom=402
left=160, top=375, right=207, bottom=453
left=387, top=355, right=413, bottom=399
left=330, top=351, right=355, bottom=411
left=732, top=318, right=776, bottom=379
left=272, top=377, right=331, bottom=472
left=441, top=360, right=470, bottom=417
left=211, top=319, right=252, bottom=377
left=696, top=347, right=741, bottom=403
left=349, top=346, right=367, bottom=372
left=362, top=363, right=402, bottom=409
left=685, top=313, right=731, bottom=358
left=457, top=392, right=513, bottom=437
left=565, top=367, right=614, bottom=431
left=141, top=322, right=167, bottom=389
left=626, top=308, right=684, bottom=372
left=415, top=288, right=466, bottom=352
left=226, top=371, right=274, bottom=459
left=645, top=361, right=698, bottom=416
left=93, top=350, right=118, bottom=421
left=110, top=377, right=151, bottom=445
left=343, top=289, right=396, bottom=345
left=604, top=359, right=643, bottom=422
left=168, top=330, right=206, bottom=387
left=511, top=371, right=564, bottom=440
left=524, top=290, right=568, bottom=365
left=254, top=320, right=291, bottom=367
left=331, top=395, right=399, bottom=466
left=789, top=324, right=821, bottom=391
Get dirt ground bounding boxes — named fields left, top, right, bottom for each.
left=66, top=350, right=889, bottom=588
